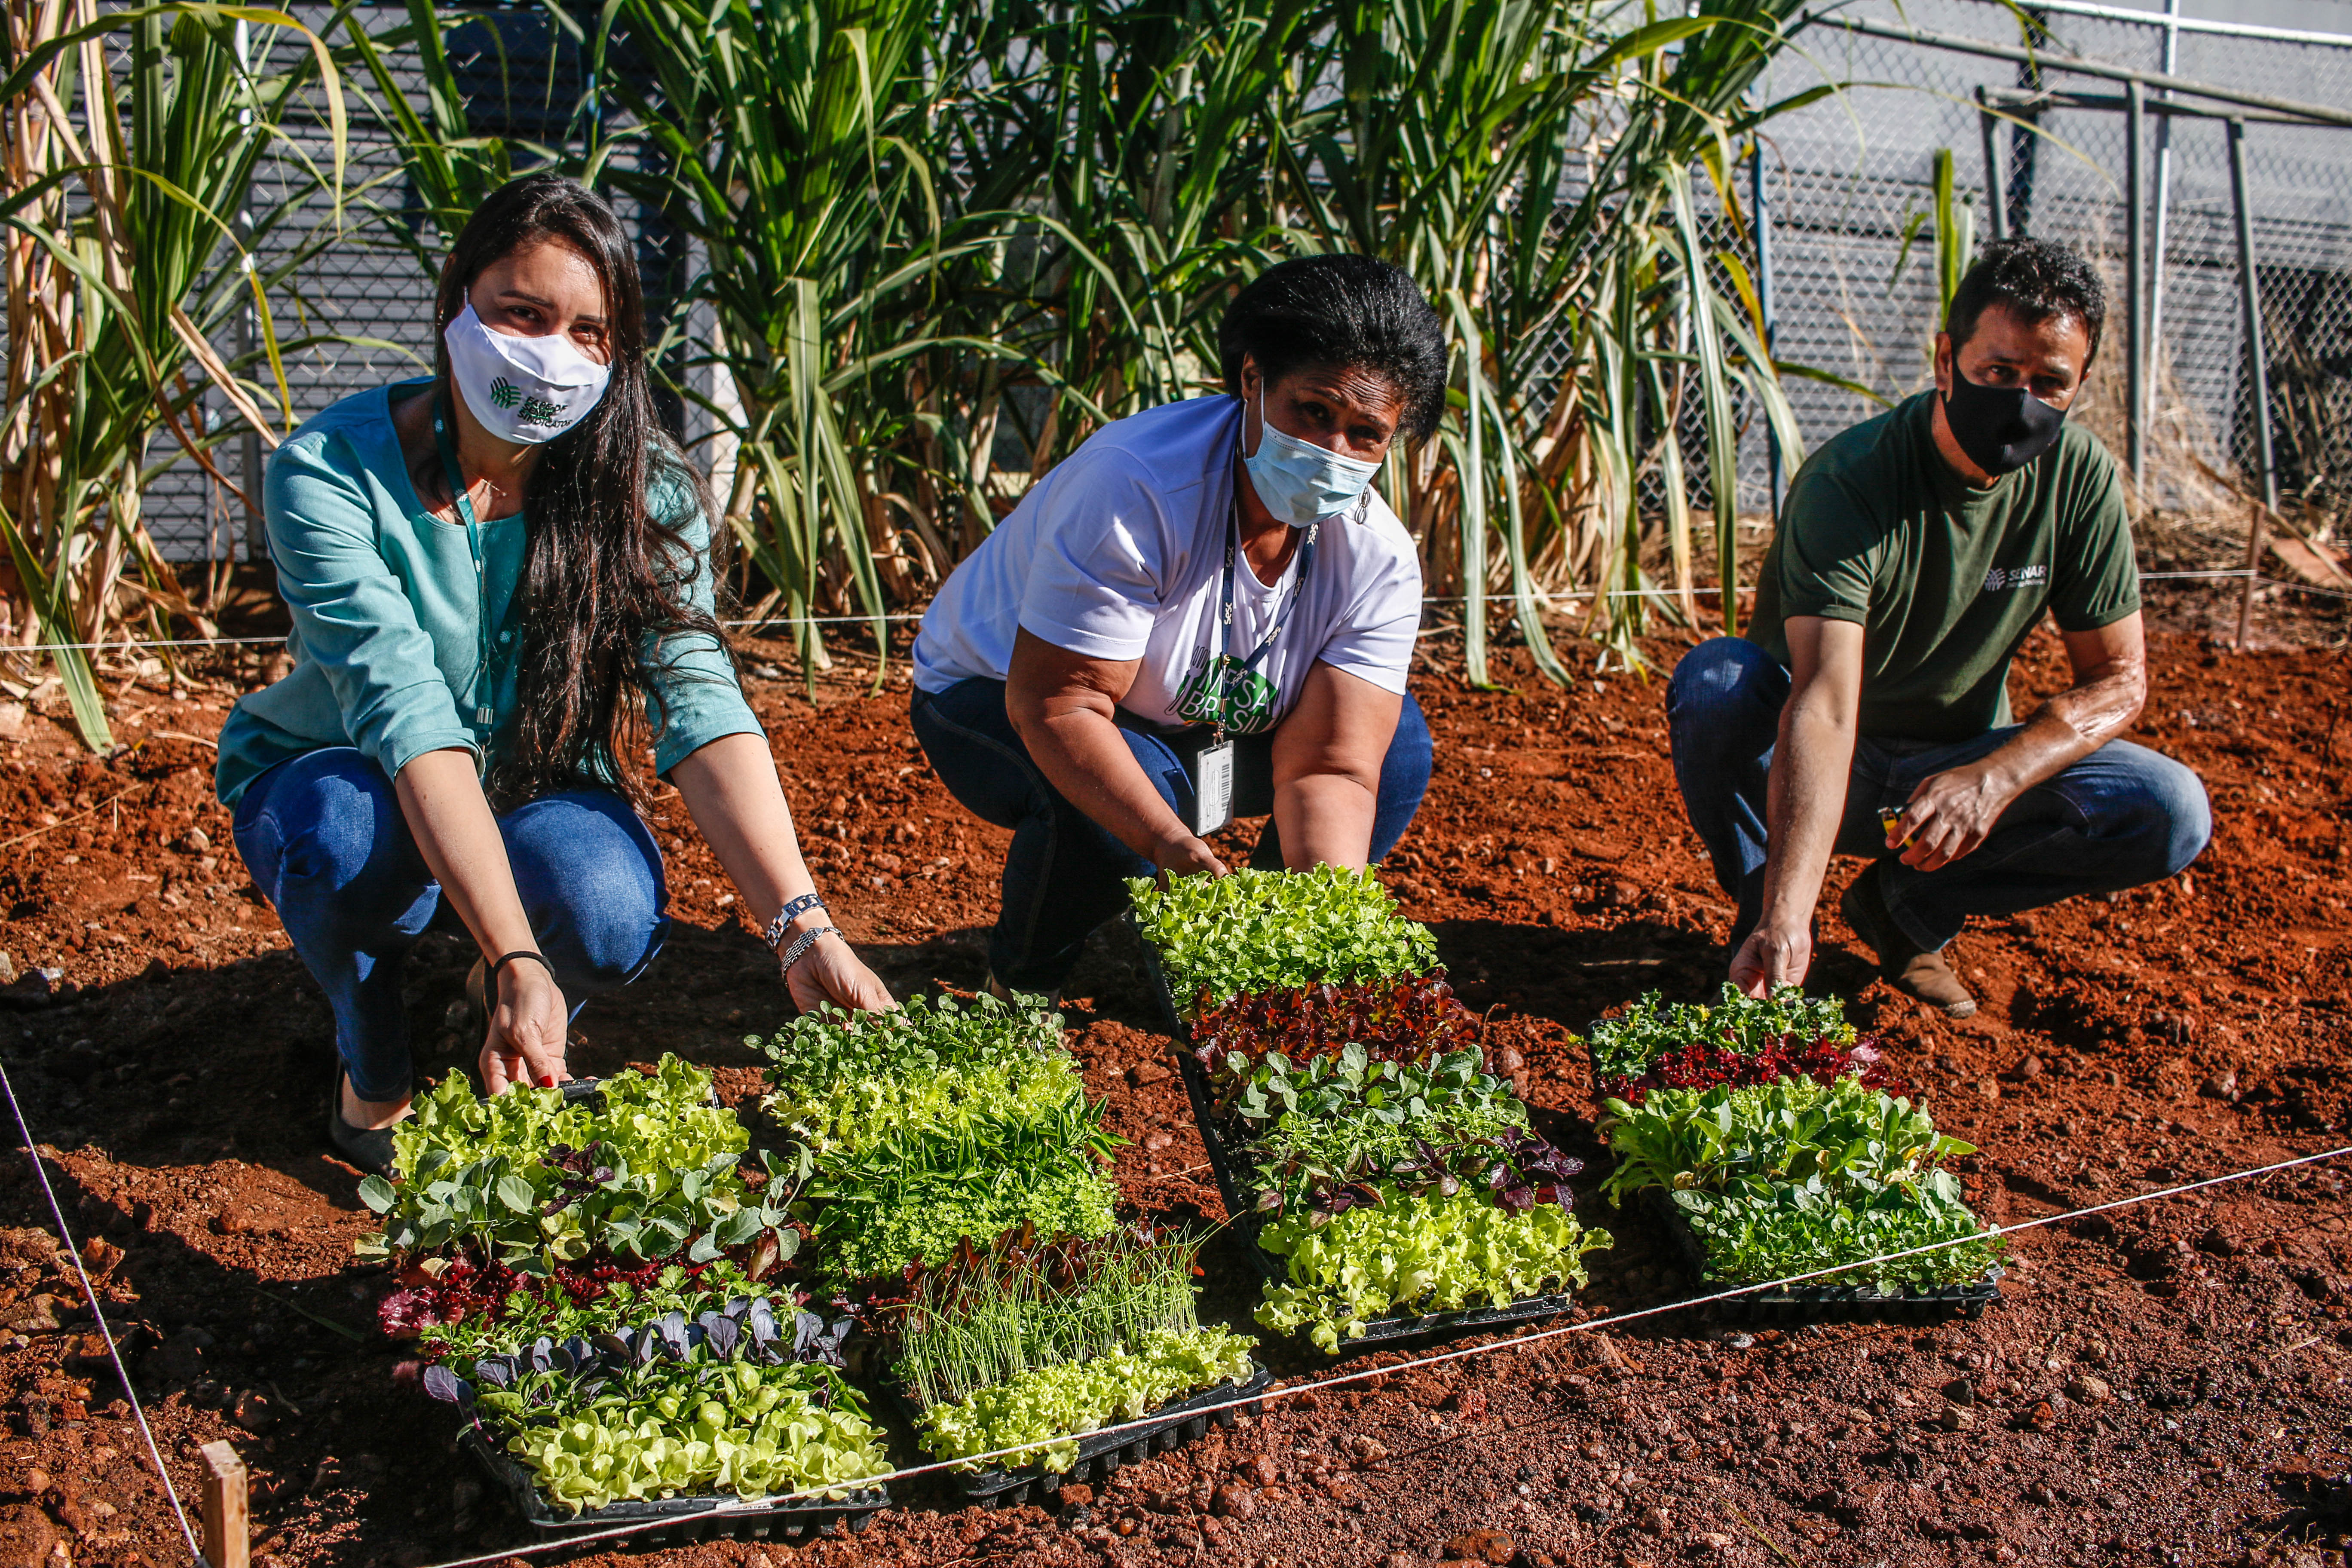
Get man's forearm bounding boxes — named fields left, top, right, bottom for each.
left=1757, top=695, right=1859, bottom=930
left=1977, top=668, right=2146, bottom=796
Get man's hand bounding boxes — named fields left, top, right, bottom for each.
left=1729, top=919, right=1813, bottom=998
left=480, top=958, right=571, bottom=1095
left=785, top=931, right=896, bottom=1015
left=1890, top=763, right=2018, bottom=873
left=1152, top=827, right=1228, bottom=884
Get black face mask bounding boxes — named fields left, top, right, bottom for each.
left=1942, top=366, right=2068, bottom=477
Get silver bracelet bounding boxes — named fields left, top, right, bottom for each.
left=779, top=925, right=840, bottom=974
left=762, top=892, right=826, bottom=952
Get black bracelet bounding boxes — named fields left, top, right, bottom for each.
left=490, top=950, right=553, bottom=984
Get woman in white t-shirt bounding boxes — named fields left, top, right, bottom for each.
left=910, top=254, right=1442, bottom=1000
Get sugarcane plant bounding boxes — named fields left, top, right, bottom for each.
left=0, top=0, right=344, bottom=747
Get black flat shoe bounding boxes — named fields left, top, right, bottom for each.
left=328, top=1072, right=400, bottom=1179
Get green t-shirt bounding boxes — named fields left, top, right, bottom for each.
left=1749, top=390, right=2139, bottom=743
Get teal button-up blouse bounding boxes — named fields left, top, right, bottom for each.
left=215, top=378, right=761, bottom=808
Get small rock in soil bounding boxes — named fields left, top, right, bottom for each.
left=1941, top=1404, right=1975, bottom=1432
left=1691, top=1533, right=1736, bottom=1554
left=1439, top=1529, right=1513, bottom=1564
left=2197, top=1225, right=2238, bottom=1256
left=1942, top=1377, right=1975, bottom=1405
left=1346, top=1436, right=1388, bottom=1467
left=1639, top=1506, right=1672, bottom=1535
left=1380, top=1555, right=1420, bottom=1568
left=1439, top=1387, right=1487, bottom=1421
left=2068, top=1375, right=2113, bottom=1403
left=0, top=1501, right=56, bottom=1567
left=1210, top=1483, right=1256, bottom=1520
left=1238, top=1455, right=1278, bottom=1487
left=1057, top=1484, right=1093, bottom=1510
left=1127, top=1060, right=1171, bottom=1087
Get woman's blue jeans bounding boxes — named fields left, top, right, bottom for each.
left=1666, top=637, right=2213, bottom=953
left=231, top=747, right=669, bottom=1102
left=912, top=680, right=1433, bottom=993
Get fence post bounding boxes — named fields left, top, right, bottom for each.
left=1751, top=135, right=1781, bottom=528
left=1975, top=86, right=2010, bottom=244
left=2147, top=0, right=2184, bottom=459
left=200, top=1440, right=248, bottom=1568
left=2125, top=79, right=2147, bottom=494
left=2225, top=117, right=2276, bottom=648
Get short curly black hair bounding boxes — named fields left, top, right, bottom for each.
left=1945, top=237, right=2106, bottom=365
left=1219, top=254, right=1449, bottom=444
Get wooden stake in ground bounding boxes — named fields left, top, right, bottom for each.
left=201, top=1440, right=247, bottom=1568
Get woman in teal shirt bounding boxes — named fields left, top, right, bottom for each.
left=218, top=174, right=891, bottom=1176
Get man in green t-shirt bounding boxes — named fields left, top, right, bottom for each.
left=1666, top=239, right=2211, bottom=1017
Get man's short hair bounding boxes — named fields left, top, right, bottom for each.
left=1944, top=238, right=2106, bottom=366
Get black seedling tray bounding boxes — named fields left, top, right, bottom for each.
left=459, top=1424, right=889, bottom=1545
left=1134, top=923, right=1190, bottom=1038
left=1170, top=1049, right=1579, bottom=1351
left=891, top=1365, right=1271, bottom=1510
left=1642, top=1189, right=2004, bottom=1327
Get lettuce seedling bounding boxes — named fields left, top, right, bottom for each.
left=1127, top=866, right=1437, bottom=1012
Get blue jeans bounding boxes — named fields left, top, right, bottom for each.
left=1666, top=637, right=2212, bottom=952
left=912, top=680, right=1433, bottom=992
left=231, top=747, right=670, bottom=1102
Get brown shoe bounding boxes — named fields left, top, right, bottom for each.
left=1839, top=864, right=1977, bottom=1019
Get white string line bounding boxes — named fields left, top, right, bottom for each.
left=8, top=570, right=2334, bottom=657
left=404, top=1139, right=2352, bottom=1568
left=0, top=1058, right=203, bottom=1562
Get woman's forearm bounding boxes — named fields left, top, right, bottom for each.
left=394, top=748, right=542, bottom=959
left=1024, top=705, right=1195, bottom=862
left=1273, top=773, right=1377, bottom=870
left=667, top=732, right=824, bottom=940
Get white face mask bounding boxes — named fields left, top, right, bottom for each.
left=442, top=299, right=612, bottom=445
left=1241, top=382, right=1383, bottom=528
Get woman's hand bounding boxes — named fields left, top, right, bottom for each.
left=481, top=958, right=572, bottom=1095
left=1152, top=826, right=1228, bottom=883
left=784, top=931, right=896, bottom=1014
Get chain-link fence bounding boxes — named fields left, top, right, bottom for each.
left=140, top=0, right=2352, bottom=565
left=1748, top=0, right=2352, bottom=542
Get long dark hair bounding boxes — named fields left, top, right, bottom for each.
left=433, top=173, right=729, bottom=812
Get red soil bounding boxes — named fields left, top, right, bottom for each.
left=0, top=612, right=2347, bottom=1568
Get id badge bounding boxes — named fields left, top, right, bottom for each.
left=1190, top=738, right=1236, bottom=836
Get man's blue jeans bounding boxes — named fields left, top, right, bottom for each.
left=911, top=680, right=1433, bottom=993
left=231, top=747, right=669, bottom=1102
left=1666, top=637, right=2212, bottom=953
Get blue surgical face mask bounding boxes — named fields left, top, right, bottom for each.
left=1241, top=383, right=1382, bottom=527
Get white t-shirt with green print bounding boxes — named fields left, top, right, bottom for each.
left=912, top=396, right=1422, bottom=734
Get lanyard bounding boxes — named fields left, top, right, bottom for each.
left=431, top=391, right=497, bottom=736
left=1211, top=505, right=1317, bottom=741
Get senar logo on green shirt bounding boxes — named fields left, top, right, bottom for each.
left=1748, top=391, right=2138, bottom=744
